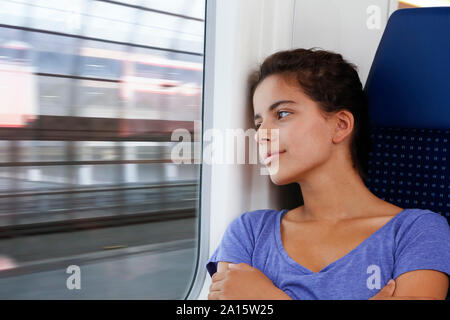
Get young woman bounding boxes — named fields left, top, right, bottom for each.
left=206, top=48, right=450, bottom=300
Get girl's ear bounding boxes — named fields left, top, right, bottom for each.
left=332, top=110, right=354, bottom=144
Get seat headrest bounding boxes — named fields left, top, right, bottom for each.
left=364, top=7, right=450, bottom=129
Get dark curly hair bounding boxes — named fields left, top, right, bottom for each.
left=249, top=48, right=372, bottom=182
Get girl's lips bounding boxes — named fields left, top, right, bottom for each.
left=263, top=151, right=285, bottom=165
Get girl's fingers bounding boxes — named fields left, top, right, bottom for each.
left=369, top=279, right=396, bottom=300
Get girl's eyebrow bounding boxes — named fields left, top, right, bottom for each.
left=254, top=100, right=296, bottom=121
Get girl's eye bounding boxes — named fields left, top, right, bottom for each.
left=277, top=110, right=291, bottom=119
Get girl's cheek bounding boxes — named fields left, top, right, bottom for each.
left=286, top=124, right=323, bottom=154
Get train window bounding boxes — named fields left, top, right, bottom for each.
left=0, top=0, right=205, bottom=299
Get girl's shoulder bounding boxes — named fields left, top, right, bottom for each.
left=237, top=208, right=284, bottom=224
left=391, top=208, right=450, bottom=279
left=393, top=208, right=449, bottom=242
left=230, top=208, right=284, bottom=234
left=395, top=208, right=448, bottom=227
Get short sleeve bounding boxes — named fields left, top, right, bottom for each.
left=206, top=212, right=255, bottom=277
left=392, top=211, right=450, bottom=280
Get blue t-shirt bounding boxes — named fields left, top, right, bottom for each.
left=206, top=208, right=450, bottom=300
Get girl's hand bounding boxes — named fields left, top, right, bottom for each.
left=208, top=263, right=292, bottom=300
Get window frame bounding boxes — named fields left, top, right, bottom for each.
left=184, top=0, right=215, bottom=300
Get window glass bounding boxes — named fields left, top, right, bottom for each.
left=134, top=10, right=204, bottom=53
left=31, top=0, right=87, bottom=35
left=0, top=0, right=204, bottom=299
left=83, top=1, right=137, bottom=43
left=141, top=0, right=206, bottom=20
left=0, top=0, right=28, bottom=26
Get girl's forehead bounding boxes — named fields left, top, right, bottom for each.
left=253, top=75, right=310, bottom=112
left=257, top=74, right=296, bottom=92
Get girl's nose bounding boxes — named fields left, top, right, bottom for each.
left=255, top=128, right=269, bottom=144
left=255, top=128, right=279, bottom=144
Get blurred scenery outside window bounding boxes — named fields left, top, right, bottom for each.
left=0, top=0, right=205, bottom=299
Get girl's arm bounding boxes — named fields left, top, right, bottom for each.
left=208, top=262, right=292, bottom=300
left=217, top=261, right=231, bottom=273
left=370, top=270, right=448, bottom=300
left=211, top=264, right=448, bottom=300
left=391, top=270, right=447, bottom=300
left=394, top=269, right=448, bottom=299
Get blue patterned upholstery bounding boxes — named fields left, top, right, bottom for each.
left=367, top=127, right=449, bottom=220
left=364, top=8, right=450, bottom=223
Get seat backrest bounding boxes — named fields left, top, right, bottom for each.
left=364, top=7, right=450, bottom=224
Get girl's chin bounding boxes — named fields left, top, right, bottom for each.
left=268, top=172, right=293, bottom=186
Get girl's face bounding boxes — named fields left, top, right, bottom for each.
left=253, top=74, right=337, bottom=185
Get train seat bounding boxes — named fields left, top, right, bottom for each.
left=364, top=7, right=450, bottom=224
